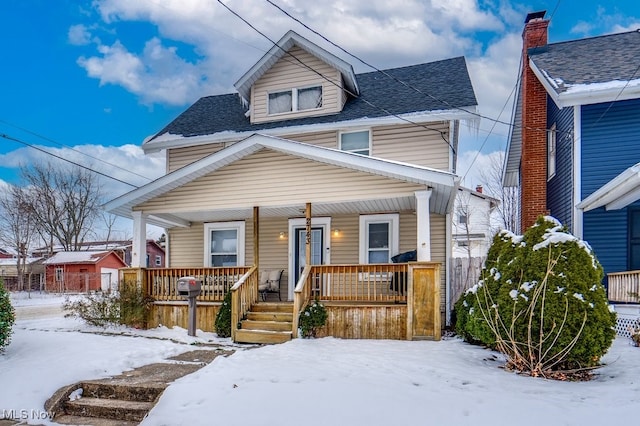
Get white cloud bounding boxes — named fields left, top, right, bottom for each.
left=77, top=38, right=208, bottom=105
left=0, top=144, right=165, bottom=202
left=68, top=24, right=92, bottom=45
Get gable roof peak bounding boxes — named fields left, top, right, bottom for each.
left=234, top=30, right=359, bottom=102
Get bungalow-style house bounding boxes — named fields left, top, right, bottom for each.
left=503, top=12, right=640, bottom=316
left=43, top=251, right=127, bottom=293
left=106, top=30, right=478, bottom=343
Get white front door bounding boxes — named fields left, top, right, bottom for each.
left=288, top=217, right=331, bottom=300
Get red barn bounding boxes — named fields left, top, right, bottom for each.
left=43, top=251, right=127, bottom=293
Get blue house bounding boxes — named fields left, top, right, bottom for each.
left=503, top=11, right=640, bottom=303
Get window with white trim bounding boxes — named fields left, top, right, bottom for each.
left=340, top=130, right=370, bottom=156
left=204, top=221, right=245, bottom=267
left=268, top=86, right=322, bottom=115
left=548, top=123, right=556, bottom=179
left=55, top=268, right=63, bottom=282
left=155, top=255, right=162, bottom=266
left=359, top=214, right=400, bottom=264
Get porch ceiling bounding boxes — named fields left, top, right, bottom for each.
left=147, top=196, right=417, bottom=225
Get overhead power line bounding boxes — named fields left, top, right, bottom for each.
left=0, top=133, right=139, bottom=188
left=216, top=0, right=456, bottom=153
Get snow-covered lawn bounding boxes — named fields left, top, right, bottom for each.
left=1, top=293, right=639, bottom=426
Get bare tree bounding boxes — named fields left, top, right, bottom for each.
left=0, top=184, right=38, bottom=292
left=479, top=152, right=519, bottom=233
left=21, top=163, right=102, bottom=252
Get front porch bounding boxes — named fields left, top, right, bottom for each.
left=121, top=262, right=441, bottom=342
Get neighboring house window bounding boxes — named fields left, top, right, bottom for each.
left=340, top=130, right=371, bottom=155
left=268, top=86, right=322, bottom=115
left=458, top=240, right=470, bottom=247
left=204, top=221, right=246, bottom=267
left=548, top=123, right=556, bottom=179
left=459, top=214, right=468, bottom=225
left=55, top=268, right=63, bottom=282
left=359, top=214, right=399, bottom=264
left=155, top=255, right=162, bottom=267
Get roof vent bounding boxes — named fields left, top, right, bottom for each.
left=525, top=11, right=546, bottom=23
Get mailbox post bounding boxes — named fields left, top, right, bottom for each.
left=177, top=276, right=201, bottom=336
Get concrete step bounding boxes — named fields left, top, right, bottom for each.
left=247, top=311, right=293, bottom=322
left=251, top=303, right=293, bottom=313
left=234, top=329, right=292, bottom=344
left=64, top=397, right=153, bottom=423
left=241, top=319, right=292, bottom=332
left=80, top=381, right=165, bottom=403
left=52, top=414, right=139, bottom=426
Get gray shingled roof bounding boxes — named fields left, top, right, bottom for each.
left=149, top=56, right=477, bottom=141
left=529, top=29, right=640, bottom=95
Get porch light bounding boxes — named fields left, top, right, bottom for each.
left=279, top=231, right=287, bottom=239
left=332, top=228, right=341, bottom=237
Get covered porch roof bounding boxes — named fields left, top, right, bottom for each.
left=104, top=134, right=460, bottom=228
left=577, top=162, right=640, bottom=212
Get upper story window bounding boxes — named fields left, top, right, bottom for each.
left=458, top=214, right=468, bottom=225
left=204, top=221, right=246, bottom=267
left=340, top=130, right=371, bottom=156
left=548, top=123, right=556, bottom=180
left=268, top=86, right=322, bottom=115
left=155, top=255, right=162, bottom=267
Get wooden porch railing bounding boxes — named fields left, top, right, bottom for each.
left=145, top=267, right=251, bottom=302
left=231, top=266, right=258, bottom=341
left=608, top=270, right=640, bottom=303
left=291, top=263, right=409, bottom=338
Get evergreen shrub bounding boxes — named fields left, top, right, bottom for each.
left=0, top=279, right=15, bottom=352
left=215, top=291, right=232, bottom=338
left=298, top=299, right=327, bottom=338
left=456, top=216, right=616, bottom=374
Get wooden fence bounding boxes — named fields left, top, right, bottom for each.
left=608, top=271, right=640, bottom=303
left=450, top=257, right=484, bottom=307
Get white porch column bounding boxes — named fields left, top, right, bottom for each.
left=415, top=190, right=432, bottom=261
left=131, top=211, right=148, bottom=268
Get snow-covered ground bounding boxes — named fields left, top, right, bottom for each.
left=1, top=292, right=639, bottom=426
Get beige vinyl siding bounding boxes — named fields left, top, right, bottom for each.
left=251, top=46, right=342, bottom=123
left=282, top=130, right=337, bottom=148
left=257, top=217, right=289, bottom=299
left=167, top=143, right=226, bottom=173
left=162, top=123, right=451, bottom=173
left=329, top=215, right=359, bottom=264
left=137, top=149, right=424, bottom=213
left=373, top=123, right=450, bottom=170
left=168, top=220, right=255, bottom=267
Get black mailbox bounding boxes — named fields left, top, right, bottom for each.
left=177, top=276, right=201, bottom=297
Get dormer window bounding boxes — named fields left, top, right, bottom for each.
left=268, top=86, right=322, bottom=115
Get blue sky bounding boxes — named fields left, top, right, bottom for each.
left=1, top=0, right=639, bottom=200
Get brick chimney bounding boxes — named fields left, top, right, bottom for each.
left=520, top=11, right=550, bottom=232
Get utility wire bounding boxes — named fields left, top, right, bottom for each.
left=0, top=118, right=153, bottom=183
left=0, top=133, right=139, bottom=188
left=217, top=0, right=456, bottom=153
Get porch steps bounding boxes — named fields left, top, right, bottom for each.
left=236, top=302, right=294, bottom=344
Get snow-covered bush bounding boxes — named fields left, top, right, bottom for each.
left=0, top=279, right=15, bottom=352
left=215, top=291, right=232, bottom=338
left=456, top=216, right=616, bottom=375
left=298, top=299, right=327, bottom=338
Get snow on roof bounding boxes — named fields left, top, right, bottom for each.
left=43, top=251, right=111, bottom=265
left=0, top=257, right=42, bottom=266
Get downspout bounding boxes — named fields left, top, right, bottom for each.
left=445, top=212, right=452, bottom=327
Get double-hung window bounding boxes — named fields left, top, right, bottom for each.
left=268, top=86, right=322, bottom=115
left=359, top=214, right=399, bottom=264
left=204, top=221, right=245, bottom=267
left=548, top=123, right=556, bottom=179
left=340, top=130, right=370, bottom=155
